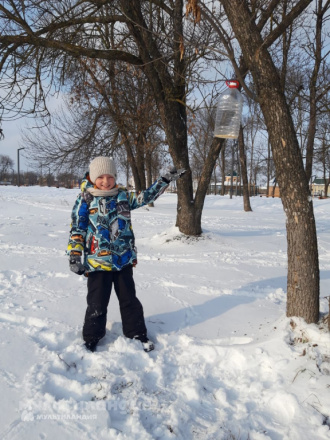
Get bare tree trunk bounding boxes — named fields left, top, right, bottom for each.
left=230, top=143, right=234, bottom=199
left=305, top=0, right=326, bottom=183
left=193, top=138, right=225, bottom=229
left=220, top=145, right=226, bottom=195
left=146, top=150, right=153, bottom=188
left=107, top=69, right=144, bottom=192
left=124, top=141, right=143, bottom=192
left=126, top=161, right=130, bottom=189
left=166, top=110, right=198, bottom=234
left=222, top=0, right=319, bottom=323
left=267, top=139, right=271, bottom=197
left=213, top=166, right=217, bottom=195
left=136, top=133, right=147, bottom=190
left=122, top=0, right=200, bottom=235
left=146, top=149, right=154, bottom=207
left=236, top=147, right=239, bottom=196
left=248, top=130, right=254, bottom=195
left=322, top=160, right=329, bottom=197
left=238, top=126, right=252, bottom=211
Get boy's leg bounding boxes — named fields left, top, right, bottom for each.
left=113, top=266, right=147, bottom=338
left=82, top=272, right=113, bottom=344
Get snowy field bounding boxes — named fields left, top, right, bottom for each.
left=0, top=185, right=329, bottom=440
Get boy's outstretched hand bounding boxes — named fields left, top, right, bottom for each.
left=162, top=167, right=186, bottom=184
left=69, top=254, right=85, bottom=275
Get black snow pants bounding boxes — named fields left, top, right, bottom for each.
left=82, top=266, right=147, bottom=344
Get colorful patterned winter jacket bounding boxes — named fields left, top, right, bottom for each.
left=67, top=173, right=169, bottom=272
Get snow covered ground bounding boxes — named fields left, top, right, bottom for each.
left=0, top=185, right=329, bottom=440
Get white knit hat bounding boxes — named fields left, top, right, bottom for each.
left=89, top=157, right=117, bottom=183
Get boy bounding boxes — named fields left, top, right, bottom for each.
left=68, top=156, right=185, bottom=352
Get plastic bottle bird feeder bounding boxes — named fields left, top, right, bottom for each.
left=214, top=80, right=243, bottom=139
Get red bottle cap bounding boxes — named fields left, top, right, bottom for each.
left=226, top=80, right=240, bottom=89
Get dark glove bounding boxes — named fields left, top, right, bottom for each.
left=69, top=254, right=85, bottom=275
left=162, top=167, right=186, bottom=184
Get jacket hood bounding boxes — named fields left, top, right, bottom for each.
left=80, top=172, right=94, bottom=193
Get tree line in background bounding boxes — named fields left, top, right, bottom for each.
left=0, top=155, right=81, bottom=187
left=0, top=0, right=329, bottom=324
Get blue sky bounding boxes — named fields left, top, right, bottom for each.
left=0, top=92, right=64, bottom=173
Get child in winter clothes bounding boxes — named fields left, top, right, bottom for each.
left=68, top=156, right=185, bottom=352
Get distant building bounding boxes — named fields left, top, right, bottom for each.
left=225, top=171, right=240, bottom=185
left=208, top=172, right=260, bottom=196
left=265, top=177, right=280, bottom=197
left=265, top=177, right=330, bottom=199
left=312, top=177, right=329, bottom=197
left=267, top=185, right=280, bottom=198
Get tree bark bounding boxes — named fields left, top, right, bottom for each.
left=238, top=126, right=252, bottom=211
left=145, top=149, right=154, bottom=207
left=322, top=158, right=329, bottom=198
left=136, top=133, right=147, bottom=190
left=193, top=138, right=225, bottom=230
left=214, top=166, right=217, bottom=195
left=267, top=139, right=271, bottom=197
left=221, top=0, right=319, bottom=323
left=220, top=146, right=226, bottom=195
left=146, top=149, right=153, bottom=188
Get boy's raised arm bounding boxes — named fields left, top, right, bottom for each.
left=127, top=168, right=186, bottom=211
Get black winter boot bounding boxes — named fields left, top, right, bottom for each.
left=84, top=340, right=98, bottom=352
left=133, top=334, right=154, bottom=352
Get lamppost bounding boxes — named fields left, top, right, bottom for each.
left=17, top=147, right=25, bottom=187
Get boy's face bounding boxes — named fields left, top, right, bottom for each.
left=95, top=174, right=116, bottom=190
